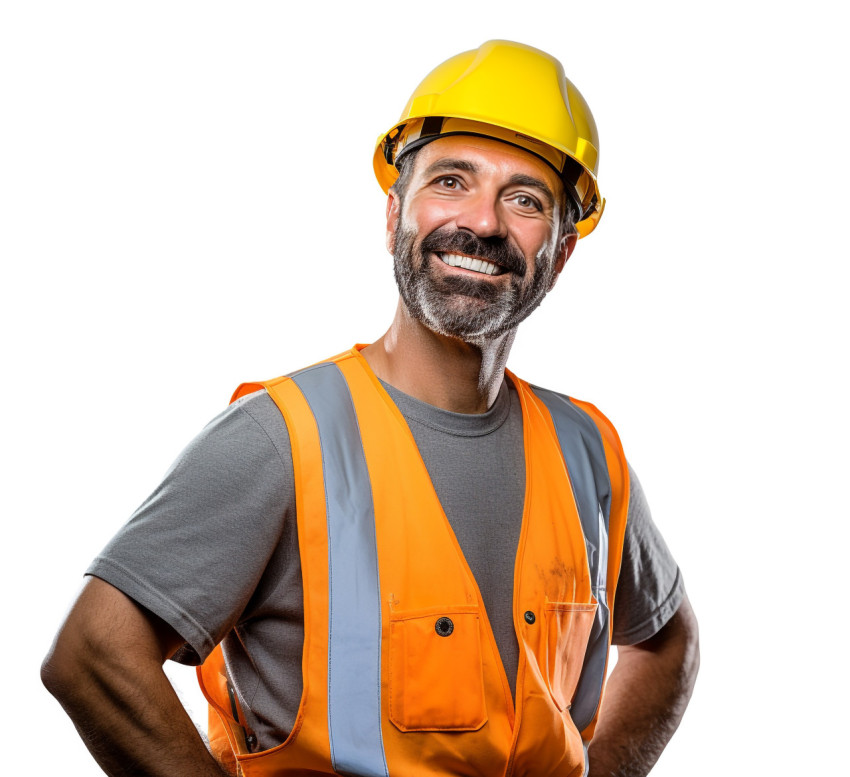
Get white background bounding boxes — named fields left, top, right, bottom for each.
left=3, top=1, right=847, bottom=773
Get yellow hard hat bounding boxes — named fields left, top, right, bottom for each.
left=374, top=40, right=605, bottom=238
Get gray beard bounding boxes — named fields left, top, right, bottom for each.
left=392, top=223, right=558, bottom=343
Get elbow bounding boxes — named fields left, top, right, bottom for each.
left=41, top=599, right=115, bottom=710
left=40, top=646, right=61, bottom=697
left=41, top=578, right=176, bottom=713
left=41, top=628, right=93, bottom=707
left=41, top=655, right=70, bottom=705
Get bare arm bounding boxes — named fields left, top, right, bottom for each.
left=587, top=594, right=700, bottom=777
left=41, top=576, right=230, bottom=777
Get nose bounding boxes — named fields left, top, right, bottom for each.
left=454, top=190, right=508, bottom=239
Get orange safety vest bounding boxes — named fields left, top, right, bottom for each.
left=198, top=346, right=629, bottom=777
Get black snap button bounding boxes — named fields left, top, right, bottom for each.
left=246, top=734, right=258, bottom=751
left=435, top=616, right=454, bottom=637
left=524, top=610, right=536, bottom=625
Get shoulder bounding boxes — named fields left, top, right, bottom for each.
left=521, top=379, right=631, bottom=558
left=156, top=387, right=295, bottom=504
left=519, top=379, right=629, bottom=499
left=521, top=379, right=626, bottom=462
left=223, top=389, right=291, bottom=456
left=163, top=389, right=294, bottom=488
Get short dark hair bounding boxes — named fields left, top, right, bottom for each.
left=389, top=147, right=421, bottom=203
left=390, top=145, right=577, bottom=239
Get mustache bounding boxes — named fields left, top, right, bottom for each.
left=420, top=227, right=527, bottom=275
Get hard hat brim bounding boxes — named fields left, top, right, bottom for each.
left=373, top=117, right=603, bottom=237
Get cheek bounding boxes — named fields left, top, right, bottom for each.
left=399, top=207, right=419, bottom=234
left=522, top=226, right=559, bottom=264
left=404, top=198, right=458, bottom=234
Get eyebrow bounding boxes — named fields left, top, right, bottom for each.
left=505, top=173, right=556, bottom=209
left=421, top=158, right=479, bottom=177
left=420, top=159, right=556, bottom=209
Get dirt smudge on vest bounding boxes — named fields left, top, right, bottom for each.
left=536, top=559, right=578, bottom=602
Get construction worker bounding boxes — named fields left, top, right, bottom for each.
left=42, top=41, right=699, bottom=777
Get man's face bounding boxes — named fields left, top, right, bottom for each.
left=387, top=135, right=576, bottom=343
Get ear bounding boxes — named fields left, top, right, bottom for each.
left=547, top=232, right=578, bottom=291
left=385, top=190, right=401, bottom=254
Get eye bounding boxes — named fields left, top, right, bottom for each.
left=436, top=176, right=461, bottom=190
left=512, top=193, right=542, bottom=211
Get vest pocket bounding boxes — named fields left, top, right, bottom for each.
left=389, top=605, right=488, bottom=732
left=543, top=601, right=598, bottom=712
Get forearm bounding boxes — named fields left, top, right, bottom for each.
left=42, top=578, right=230, bottom=777
left=587, top=596, right=699, bottom=777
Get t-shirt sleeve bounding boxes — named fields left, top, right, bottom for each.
left=86, top=389, right=295, bottom=665
left=611, top=464, right=685, bottom=645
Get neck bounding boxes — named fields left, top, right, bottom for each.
left=361, top=299, right=516, bottom=414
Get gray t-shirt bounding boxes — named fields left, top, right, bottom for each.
left=88, top=377, right=684, bottom=751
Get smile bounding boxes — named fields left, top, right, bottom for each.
left=438, top=252, right=506, bottom=276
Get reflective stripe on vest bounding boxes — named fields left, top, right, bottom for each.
left=198, top=347, right=629, bottom=777
left=291, top=364, right=389, bottom=777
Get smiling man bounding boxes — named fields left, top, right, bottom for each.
left=43, top=41, right=699, bottom=777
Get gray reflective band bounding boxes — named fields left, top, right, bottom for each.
left=292, top=364, right=389, bottom=777
left=531, top=387, right=612, bottom=732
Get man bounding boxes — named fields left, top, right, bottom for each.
left=42, top=40, right=699, bottom=776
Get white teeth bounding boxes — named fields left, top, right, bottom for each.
left=439, top=253, right=500, bottom=276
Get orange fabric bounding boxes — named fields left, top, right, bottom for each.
left=568, top=398, right=630, bottom=741
left=198, top=347, right=629, bottom=776
left=196, top=646, right=239, bottom=775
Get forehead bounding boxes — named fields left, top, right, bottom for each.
left=411, top=135, right=564, bottom=196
